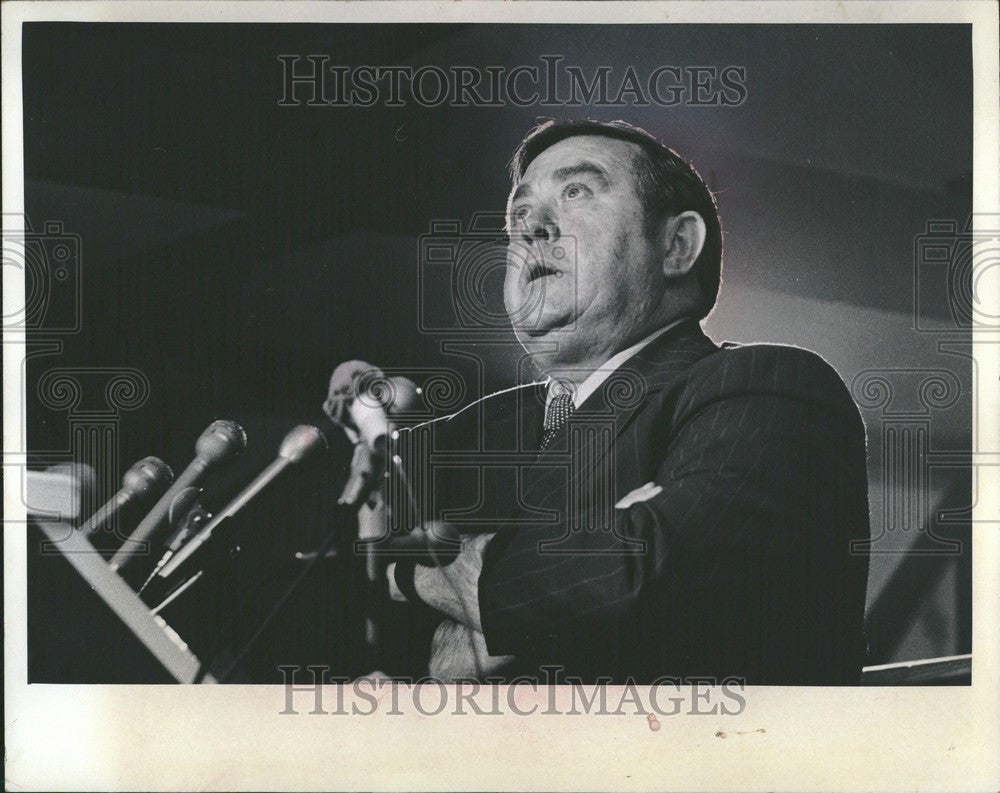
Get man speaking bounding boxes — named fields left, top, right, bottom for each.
left=381, top=119, right=870, bottom=685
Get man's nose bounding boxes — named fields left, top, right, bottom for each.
left=519, top=210, right=560, bottom=245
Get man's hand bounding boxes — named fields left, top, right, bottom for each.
left=386, top=525, right=493, bottom=633
left=413, top=529, right=493, bottom=632
left=384, top=524, right=514, bottom=679
left=429, top=619, right=514, bottom=681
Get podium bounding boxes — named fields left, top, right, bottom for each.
left=26, top=469, right=215, bottom=683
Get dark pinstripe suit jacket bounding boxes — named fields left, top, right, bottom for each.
left=424, top=319, right=870, bottom=684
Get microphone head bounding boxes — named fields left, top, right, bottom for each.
left=324, top=360, right=385, bottom=422
left=278, top=424, right=328, bottom=463
left=48, top=462, right=97, bottom=498
left=327, top=360, right=382, bottom=396
left=121, top=456, right=174, bottom=497
left=194, top=419, right=248, bottom=464
left=386, top=376, right=422, bottom=417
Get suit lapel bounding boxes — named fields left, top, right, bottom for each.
left=521, top=320, right=718, bottom=506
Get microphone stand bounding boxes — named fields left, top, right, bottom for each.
left=205, top=424, right=388, bottom=683
left=208, top=500, right=361, bottom=683
left=143, top=515, right=240, bottom=609
left=209, top=445, right=381, bottom=684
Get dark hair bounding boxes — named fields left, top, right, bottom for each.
left=509, top=119, right=723, bottom=320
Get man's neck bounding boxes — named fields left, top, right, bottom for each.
left=542, top=318, right=664, bottom=382
left=541, top=316, right=692, bottom=407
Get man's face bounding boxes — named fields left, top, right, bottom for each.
left=504, top=135, right=666, bottom=364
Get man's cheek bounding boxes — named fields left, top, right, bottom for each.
left=502, top=273, right=521, bottom=317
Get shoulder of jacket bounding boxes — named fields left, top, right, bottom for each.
left=679, top=341, right=853, bottom=403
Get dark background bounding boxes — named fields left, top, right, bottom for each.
left=23, top=23, right=973, bottom=681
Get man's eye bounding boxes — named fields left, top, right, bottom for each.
left=511, top=206, right=530, bottom=224
left=563, top=183, right=592, bottom=201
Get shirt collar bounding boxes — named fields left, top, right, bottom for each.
left=545, top=316, right=693, bottom=408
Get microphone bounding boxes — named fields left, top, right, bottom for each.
left=109, top=420, right=247, bottom=572
left=384, top=375, right=422, bottom=418
left=322, top=360, right=385, bottom=445
left=26, top=462, right=96, bottom=521
left=137, top=488, right=208, bottom=594
left=350, top=375, right=421, bottom=447
left=323, top=367, right=421, bottom=505
left=156, top=421, right=329, bottom=580
left=80, top=457, right=174, bottom=535
left=323, top=364, right=422, bottom=446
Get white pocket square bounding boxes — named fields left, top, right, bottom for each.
left=615, top=482, right=663, bottom=509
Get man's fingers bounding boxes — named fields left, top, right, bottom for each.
left=461, top=531, right=496, bottom=555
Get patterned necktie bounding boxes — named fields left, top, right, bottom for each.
left=540, top=392, right=575, bottom=451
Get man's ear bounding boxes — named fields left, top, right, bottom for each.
left=660, top=211, right=707, bottom=280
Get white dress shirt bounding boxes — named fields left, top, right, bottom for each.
left=545, top=316, right=692, bottom=409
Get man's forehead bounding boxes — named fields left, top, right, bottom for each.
left=519, top=134, right=642, bottom=182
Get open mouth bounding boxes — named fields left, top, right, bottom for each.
left=525, top=263, right=560, bottom=284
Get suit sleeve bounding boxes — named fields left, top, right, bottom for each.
left=476, top=345, right=870, bottom=662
